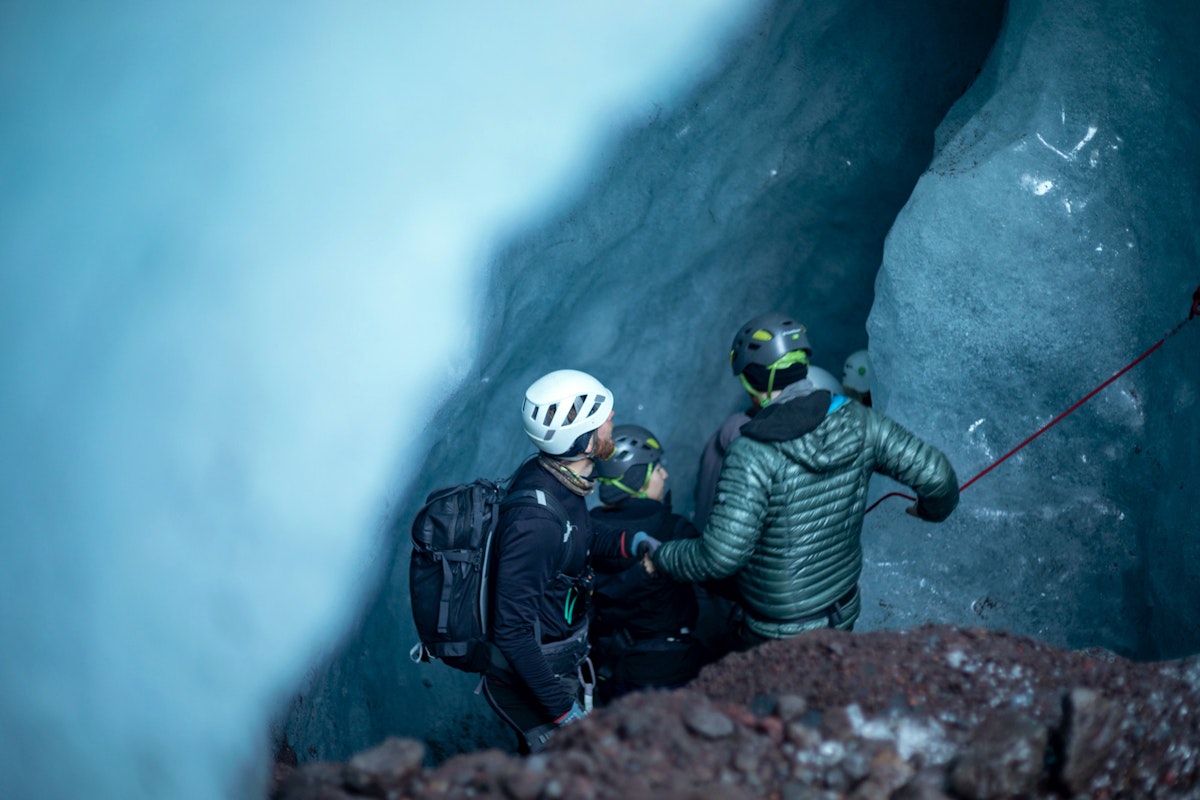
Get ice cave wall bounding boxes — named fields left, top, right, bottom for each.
left=283, top=0, right=1009, bottom=763
left=866, top=0, right=1200, bottom=661
left=2, top=0, right=1196, bottom=796
left=0, top=3, right=756, bottom=799
left=287, top=0, right=1200, bottom=764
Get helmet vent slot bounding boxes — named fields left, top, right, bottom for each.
left=566, top=396, right=586, bottom=424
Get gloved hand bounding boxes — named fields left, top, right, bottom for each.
left=631, top=531, right=661, bottom=558
left=906, top=500, right=929, bottom=520
left=555, top=700, right=587, bottom=727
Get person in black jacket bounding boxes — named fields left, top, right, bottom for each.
left=589, top=424, right=711, bottom=704
left=484, top=369, right=652, bottom=754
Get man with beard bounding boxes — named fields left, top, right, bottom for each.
left=483, top=369, right=653, bottom=753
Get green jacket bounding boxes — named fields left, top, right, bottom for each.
left=655, top=390, right=958, bottom=638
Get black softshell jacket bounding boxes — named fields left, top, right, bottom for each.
left=490, top=458, right=638, bottom=719
left=589, top=497, right=700, bottom=639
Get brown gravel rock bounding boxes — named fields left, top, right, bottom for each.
left=271, top=624, right=1200, bottom=799
left=344, top=737, right=427, bottom=796
left=1059, top=686, right=1126, bottom=794
left=271, top=760, right=355, bottom=800
left=946, top=711, right=1047, bottom=799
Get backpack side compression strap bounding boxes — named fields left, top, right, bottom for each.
left=433, top=482, right=497, bottom=635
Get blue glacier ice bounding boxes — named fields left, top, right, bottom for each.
left=866, top=0, right=1200, bottom=658
left=2, top=0, right=1198, bottom=796
left=0, top=3, right=757, bottom=798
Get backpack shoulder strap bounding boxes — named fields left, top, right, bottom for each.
left=501, top=488, right=568, bottom=525
left=500, top=488, right=574, bottom=573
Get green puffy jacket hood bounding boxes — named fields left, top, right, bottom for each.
left=741, top=385, right=861, bottom=474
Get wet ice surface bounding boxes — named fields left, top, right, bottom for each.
left=271, top=624, right=1200, bottom=799
left=865, top=0, right=1200, bottom=662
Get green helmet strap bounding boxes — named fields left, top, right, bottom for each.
left=596, top=462, right=656, bottom=499
left=740, top=349, right=809, bottom=406
left=739, top=372, right=770, bottom=405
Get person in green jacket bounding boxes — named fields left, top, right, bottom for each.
left=692, top=312, right=823, bottom=531
left=648, top=317, right=959, bottom=649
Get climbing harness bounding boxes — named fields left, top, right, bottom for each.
left=866, top=285, right=1200, bottom=514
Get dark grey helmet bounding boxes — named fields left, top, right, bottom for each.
left=729, top=312, right=811, bottom=376
left=595, top=424, right=664, bottom=498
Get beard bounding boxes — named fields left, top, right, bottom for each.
left=591, top=430, right=616, bottom=462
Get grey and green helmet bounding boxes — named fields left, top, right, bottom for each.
left=729, top=312, right=811, bottom=399
left=729, top=312, right=811, bottom=376
left=595, top=424, right=664, bottom=503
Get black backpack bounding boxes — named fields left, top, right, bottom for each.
left=408, top=476, right=568, bottom=673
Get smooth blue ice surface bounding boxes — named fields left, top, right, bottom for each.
left=0, top=3, right=758, bottom=798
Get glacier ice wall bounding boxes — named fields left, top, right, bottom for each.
left=3, top=0, right=1197, bottom=790
left=283, top=0, right=1007, bottom=762
left=865, top=0, right=1200, bottom=659
left=0, top=3, right=757, bottom=798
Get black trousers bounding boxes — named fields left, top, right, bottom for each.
left=592, top=634, right=705, bottom=705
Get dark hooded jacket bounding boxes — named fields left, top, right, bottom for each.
left=489, top=457, right=639, bottom=719
left=589, top=497, right=700, bottom=640
left=654, top=384, right=958, bottom=638
left=692, top=409, right=752, bottom=532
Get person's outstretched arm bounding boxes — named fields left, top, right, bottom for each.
left=870, top=412, right=959, bottom=521
left=654, top=436, right=770, bottom=581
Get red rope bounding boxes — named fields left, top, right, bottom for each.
left=866, top=285, right=1200, bottom=515
left=864, top=490, right=914, bottom=514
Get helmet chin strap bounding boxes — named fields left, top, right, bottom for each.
left=740, top=372, right=774, bottom=407
left=556, top=431, right=595, bottom=462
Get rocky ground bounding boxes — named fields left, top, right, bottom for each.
left=270, top=624, right=1200, bottom=799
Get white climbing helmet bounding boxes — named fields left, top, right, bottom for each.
left=842, top=349, right=872, bottom=393
left=806, top=365, right=842, bottom=395
left=521, top=369, right=614, bottom=456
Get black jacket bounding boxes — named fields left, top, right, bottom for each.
left=489, top=457, right=637, bottom=718
left=589, top=497, right=700, bottom=640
